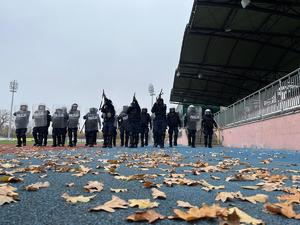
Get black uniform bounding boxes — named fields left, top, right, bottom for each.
left=67, top=104, right=80, bottom=147
left=101, top=98, right=116, bottom=148
left=13, top=105, right=30, bottom=147
left=184, top=106, right=200, bottom=148
left=140, top=108, right=152, bottom=147
left=83, top=108, right=101, bottom=147
left=151, top=98, right=167, bottom=148
left=52, top=109, right=67, bottom=147
left=61, top=107, right=69, bottom=146
left=127, top=97, right=141, bottom=148
left=43, top=110, right=51, bottom=146
left=201, top=113, right=218, bottom=148
left=118, top=106, right=129, bottom=147
left=32, top=105, right=50, bottom=147
left=167, top=108, right=181, bottom=147
left=112, top=115, right=118, bottom=147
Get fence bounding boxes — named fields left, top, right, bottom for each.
left=215, top=68, right=300, bottom=127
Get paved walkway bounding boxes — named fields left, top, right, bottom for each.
left=0, top=146, right=299, bottom=225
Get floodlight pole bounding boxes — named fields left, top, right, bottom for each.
left=148, top=84, right=155, bottom=108
left=8, top=80, right=18, bottom=140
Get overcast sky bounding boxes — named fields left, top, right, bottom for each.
left=0, top=0, right=193, bottom=114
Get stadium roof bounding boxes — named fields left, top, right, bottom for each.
left=170, top=0, right=300, bottom=106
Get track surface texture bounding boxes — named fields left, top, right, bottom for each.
left=0, top=146, right=300, bottom=225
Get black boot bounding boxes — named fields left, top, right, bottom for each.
left=16, top=136, right=22, bottom=147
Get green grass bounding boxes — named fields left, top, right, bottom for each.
left=0, top=139, right=36, bottom=145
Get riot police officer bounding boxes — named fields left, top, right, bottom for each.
left=140, top=108, right=152, bottom=147
left=32, top=104, right=50, bottom=146
left=100, top=95, right=116, bottom=148
left=67, top=103, right=80, bottom=147
left=83, top=108, right=101, bottom=147
left=51, top=108, right=67, bottom=147
left=167, top=108, right=181, bottom=147
left=13, top=104, right=30, bottom=147
left=201, top=109, right=218, bottom=148
left=118, top=106, right=129, bottom=147
left=151, top=92, right=167, bottom=148
left=184, top=105, right=200, bottom=148
left=127, top=95, right=141, bottom=148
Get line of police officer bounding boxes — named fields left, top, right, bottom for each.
left=13, top=94, right=217, bottom=148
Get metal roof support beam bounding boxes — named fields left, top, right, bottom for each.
left=196, top=1, right=300, bottom=20
left=192, top=27, right=300, bottom=39
left=180, top=62, right=289, bottom=73
left=177, top=75, right=254, bottom=92
left=189, top=31, right=300, bottom=54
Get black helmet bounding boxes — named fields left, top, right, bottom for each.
left=169, top=108, right=175, bottom=113
left=71, top=103, right=78, bottom=111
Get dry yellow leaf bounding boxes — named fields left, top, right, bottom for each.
left=129, top=199, right=159, bottom=209
left=90, top=195, right=128, bottom=212
left=0, top=176, right=23, bottom=183
left=151, top=188, right=166, bottom=199
left=84, top=181, right=104, bottom=193
left=127, top=210, right=165, bottom=223
left=0, top=195, right=17, bottom=206
left=110, top=188, right=128, bottom=193
left=25, top=181, right=50, bottom=191
left=176, top=200, right=195, bottom=208
left=243, top=194, right=268, bottom=204
left=173, top=204, right=227, bottom=221
left=265, top=202, right=298, bottom=219
left=62, top=193, right=95, bottom=204
left=228, top=207, right=264, bottom=225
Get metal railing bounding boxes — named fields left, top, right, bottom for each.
left=215, top=68, right=300, bottom=127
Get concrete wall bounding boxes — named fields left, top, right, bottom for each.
left=221, top=112, right=300, bottom=150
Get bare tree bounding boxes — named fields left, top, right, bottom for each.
left=0, top=109, right=10, bottom=131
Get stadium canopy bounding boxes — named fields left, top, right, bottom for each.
left=170, top=0, right=300, bottom=106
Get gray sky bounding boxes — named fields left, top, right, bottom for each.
left=0, top=0, right=193, bottom=114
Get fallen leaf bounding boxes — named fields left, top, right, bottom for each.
left=84, top=181, right=104, bottom=193
left=127, top=210, right=165, bottom=223
left=0, top=176, right=23, bottom=183
left=25, top=181, right=50, bottom=191
left=211, top=175, right=221, bottom=180
left=215, top=192, right=268, bottom=204
left=72, top=165, right=91, bottom=177
left=176, top=200, right=195, bottom=208
left=243, top=194, right=268, bottom=204
left=228, top=207, right=264, bottom=225
left=172, top=204, right=227, bottom=221
left=199, top=180, right=225, bottom=192
left=110, top=188, right=128, bottom=193
left=215, top=192, right=242, bottom=202
left=241, top=186, right=259, bottom=190
left=219, top=209, right=240, bottom=225
left=277, top=192, right=300, bottom=204
left=264, top=202, right=298, bottom=219
left=151, top=188, right=166, bottom=199
left=0, top=184, right=18, bottom=205
left=129, top=199, right=159, bottom=209
left=0, top=195, right=17, bottom=205
left=226, top=173, right=256, bottom=182
left=90, top=195, right=128, bottom=212
left=66, top=183, right=75, bottom=187
left=0, top=184, right=18, bottom=198
left=143, top=181, right=154, bottom=188
left=62, top=193, right=95, bottom=204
